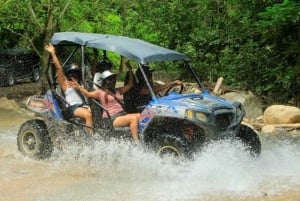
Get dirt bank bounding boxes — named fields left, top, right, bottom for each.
left=0, top=96, right=35, bottom=131
left=0, top=82, right=42, bottom=102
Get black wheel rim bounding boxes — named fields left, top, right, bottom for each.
left=22, top=131, right=37, bottom=153
left=33, top=69, right=40, bottom=81
left=8, top=74, right=14, bottom=85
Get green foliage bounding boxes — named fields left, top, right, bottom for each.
left=0, top=0, right=299, bottom=105
left=253, top=0, right=300, bottom=103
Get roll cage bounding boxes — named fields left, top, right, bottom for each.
left=47, top=32, right=206, bottom=101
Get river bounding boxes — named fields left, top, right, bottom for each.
left=1, top=108, right=300, bottom=201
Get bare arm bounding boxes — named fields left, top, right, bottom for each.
left=116, top=56, right=125, bottom=77
left=140, top=80, right=183, bottom=95
left=153, top=80, right=183, bottom=93
left=69, top=79, right=98, bottom=99
left=44, top=43, right=68, bottom=92
left=78, top=86, right=99, bottom=99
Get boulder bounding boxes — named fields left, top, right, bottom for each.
left=264, top=105, right=300, bottom=124
left=221, top=91, right=263, bottom=119
left=261, top=125, right=278, bottom=135
left=261, top=125, right=290, bottom=136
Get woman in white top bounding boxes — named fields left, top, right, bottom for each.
left=44, top=43, right=93, bottom=134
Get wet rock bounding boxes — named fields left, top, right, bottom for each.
left=261, top=125, right=286, bottom=135
left=221, top=91, right=263, bottom=119
left=264, top=105, right=300, bottom=124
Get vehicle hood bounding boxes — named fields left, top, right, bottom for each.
left=152, top=92, right=235, bottom=112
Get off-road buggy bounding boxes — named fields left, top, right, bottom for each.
left=17, top=32, right=261, bottom=160
left=0, top=48, right=40, bottom=86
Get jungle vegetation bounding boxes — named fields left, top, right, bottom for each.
left=0, top=0, right=299, bottom=105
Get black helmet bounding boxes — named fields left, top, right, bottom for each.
left=64, top=64, right=82, bottom=80
left=96, top=58, right=113, bottom=73
left=135, top=65, right=154, bottom=84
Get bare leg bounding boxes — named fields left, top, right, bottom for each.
left=113, top=113, right=140, bottom=141
left=74, top=107, right=94, bottom=134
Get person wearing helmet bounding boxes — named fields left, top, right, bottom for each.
left=44, top=43, right=93, bottom=134
left=93, top=58, right=113, bottom=89
left=124, top=65, right=183, bottom=113
left=64, top=64, right=82, bottom=81
left=91, top=49, right=114, bottom=75
left=92, top=49, right=125, bottom=89
left=136, top=65, right=182, bottom=95
left=71, top=60, right=140, bottom=142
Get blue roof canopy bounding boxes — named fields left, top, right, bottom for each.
left=50, top=32, right=190, bottom=64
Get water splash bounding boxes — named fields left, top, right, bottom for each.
left=42, top=137, right=300, bottom=200
left=1, top=130, right=300, bottom=201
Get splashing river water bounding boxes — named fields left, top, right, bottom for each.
left=0, top=109, right=300, bottom=201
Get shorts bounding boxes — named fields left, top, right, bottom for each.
left=66, top=104, right=89, bottom=119
left=102, top=111, right=127, bottom=126
left=110, top=111, right=127, bottom=122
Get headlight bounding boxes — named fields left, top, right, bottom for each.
left=186, top=110, right=208, bottom=122
left=195, top=111, right=208, bottom=122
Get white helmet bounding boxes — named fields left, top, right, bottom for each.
left=100, top=70, right=117, bottom=91
left=100, top=70, right=115, bottom=81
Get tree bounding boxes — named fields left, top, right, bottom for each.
left=0, top=0, right=299, bottom=105
left=0, top=0, right=108, bottom=84
left=247, top=0, right=300, bottom=104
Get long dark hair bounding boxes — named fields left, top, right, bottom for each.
left=135, top=65, right=153, bottom=87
